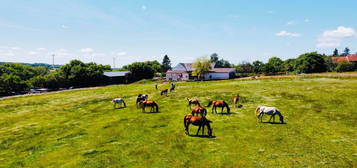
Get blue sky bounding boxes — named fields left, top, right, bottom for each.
left=0, top=0, right=357, bottom=67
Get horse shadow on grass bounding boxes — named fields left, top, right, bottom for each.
left=142, top=111, right=160, bottom=114
left=261, top=121, right=287, bottom=125
left=114, top=107, right=126, bottom=110
left=188, top=134, right=216, bottom=138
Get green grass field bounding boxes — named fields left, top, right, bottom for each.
left=0, top=77, right=356, bottom=167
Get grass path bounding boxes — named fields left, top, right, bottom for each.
left=0, top=78, right=356, bottom=167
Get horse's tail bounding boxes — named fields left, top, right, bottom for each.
left=225, top=102, right=230, bottom=113
left=255, top=106, right=261, bottom=116
left=154, top=102, right=159, bottom=112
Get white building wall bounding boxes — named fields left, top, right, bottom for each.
left=166, top=73, right=189, bottom=81
left=204, top=73, right=230, bottom=80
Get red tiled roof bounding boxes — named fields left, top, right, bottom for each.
left=332, top=56, right=348, bottom=63
left=347, top=54, right=357, bottom=62
left=210, top=68, right=236, bottom=73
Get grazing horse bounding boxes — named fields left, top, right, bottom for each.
left=191, top=106, right=207, bottom=117
left=170, top=86, right=175, bottom=92
left=184, top=114, right=212, bottom=137
left=160, top=89, right=168, bottom=96
left=206, top=100, right=230, bottom=114
left=139, top=100, right=159, bottom=112
left=136, top=94, right=149, bottom=108
left=112, top=98, right=126, bottom=109
left=233, top=94, right=240, bottom=108
left=187, top=98, right=200, bottom=107
left=256, top=106, right=284, bottom=123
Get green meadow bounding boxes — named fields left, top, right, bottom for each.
left=0, top=77, right=356, bottom=167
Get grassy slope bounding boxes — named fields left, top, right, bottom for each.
left=0, top=77, right=356, bottom=167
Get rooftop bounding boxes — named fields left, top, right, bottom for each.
left=103, top=71, right=131, bottom=77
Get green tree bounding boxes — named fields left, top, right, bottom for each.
left=335, top=61, right=355, bottom=72
left=126, top=62, right=155, bottom=82
left=324, top=56, right=336, bottom=72
left=162, top=55, right=172, bottom=72
left=0, top=74, right=28, bottom=94
left=235, top=62, right=253, bottom=74
left=343, top=47, right=350, bottom=56
left=192, top=57, right=211, bottom=80
left=210, top=53, right=219, bottom=63
left=265, top=57, right=284, bottom=74
left=283, top=59, right=296, bottom=72
left=333, top=48, right=339, bottom=56
left=295, top=52, right=326, bottom=73
left=252, top=60, right=265, bottom=74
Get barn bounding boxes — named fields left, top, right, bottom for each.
left=204, top=68, right=236, bottom=80
left=103, top=71, right=131, bottom=84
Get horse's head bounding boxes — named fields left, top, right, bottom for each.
left=279, top=114, right=284, bottom=124
left=206, top=101, right=213, bottom=107
left=255, top=106, right=261, bottom=116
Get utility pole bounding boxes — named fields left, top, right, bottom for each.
left=113, top=57, right=116, bottom=69
left=52, top=54, right=55, bottom=69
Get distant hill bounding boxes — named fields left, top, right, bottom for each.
left=0, top=62, right=61, bottom=68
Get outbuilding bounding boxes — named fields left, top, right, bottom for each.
left=103, top=71, right=131, bottom=84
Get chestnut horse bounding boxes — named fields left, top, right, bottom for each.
left=160, top=89, right=168, bottom=96
left=233, top=94, right=240, bottom=108
left=136, top=94, right=148, bottom=108
left=206, top=100, right=230, bottom=114
left=191, top=106, right=207, bottom=117
left=187, top=98, right=200, bottom=107
left=139, top=100, right=159, bottom=112
left=184, top=114, right=212, bottom=137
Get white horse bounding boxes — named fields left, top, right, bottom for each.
left=255, top=106, right=284, bottom=123
left=112, top=98, right=126, bottom=109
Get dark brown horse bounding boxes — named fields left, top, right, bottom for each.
left=139, top=100, right=159, bottom=112
left=206, top=100, right=230, bottom=114
left=233, top=94, right=240, bottom=108
left=160, top=89, right=168, bottom=96
left=191, top=106, right=207, bottom=117
left=187, top=98, right=200, bottom=107
left=184, top=114, right=212, bottom=137
left=170, top=86, right=175, bottom=92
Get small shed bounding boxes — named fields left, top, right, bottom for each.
left=204, top=68, right=236, bottom=80
left=103, top=71, right=131, bottom=84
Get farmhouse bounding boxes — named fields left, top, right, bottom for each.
left=332, top=54, right=357, bottom=63
left=103, top=71, right=131, bottom=84
left=166, top=63, right=236, bottom=81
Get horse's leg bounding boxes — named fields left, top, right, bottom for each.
left=202, top=124, right=205, bottom=135
left=221, top=107, right=224, bottom=113
left=260, top=113, right=264, bottom=122
left=196, top=125, right=201, bottom=136
left=123, top=101, right=126, bottom=108
left=269, top=115, right=274, bottom=123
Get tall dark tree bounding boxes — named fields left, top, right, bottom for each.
left=210, top=53, right=219, bottom=63
left=252, top=60, right=265, bottom=74
left=343, top=47, right=350, bottom=56
left=162, top=55, right=172, bottom=72
left=333, top=48, right=339, bottom=56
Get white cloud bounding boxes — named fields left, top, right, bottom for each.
left=287, top=20, right=298, bottom=25
left=317, top=26, right=357, bottom=48
left=80, top=48, right=94, bottom=53
left=11, top=47, right=21, bottom=50
left=117, top=52, right=127, bottom=56
left=304, top=18, right=310, bottom=22
left=61, top=25, right=69, bottom=29
left=36, top=48, right=46, bottom=51
left=141, top=5, right=147, bottom=10
left=28, top=51, right=38, bottom=55
left=276, top=30, right=301, bottom=37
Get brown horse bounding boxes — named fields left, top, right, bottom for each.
left=139, top=100, right=159, bottom=112
left=187, top=98, right=200, bottom=107
left=191, top=106, right=207, bottom=117
left=160, top=89, right=168, bottom=96
left=206, top=100, right=230, bottom=114
left=184, top=114, right=212, bottom=137
left=233, top=94, right=240, bottom=108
